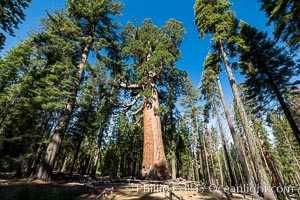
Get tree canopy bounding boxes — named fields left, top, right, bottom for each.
left=0, top=0, right=31, bottom=50
left=258, top=0, right=300, bottom=49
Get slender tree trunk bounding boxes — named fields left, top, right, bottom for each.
left=191, top=107, right=200, bottom=182
left=205, top=128, right=216, bottom=185
left=90, top=127, right=105, bottom=178
left=265, top=69, right=300, bottom=145
left=191, top=157, right=196, bottom=182
left=198, top=130, right=207, bottom=183
left=213, top=97, right=236, bottom=187
left=219, top=40, right=276, bottom=200
left=247, top=151, right=259, bottom=183
left=235, top=158, right=244, bottom=185
left=221, top=148, right=230, bottom=186
left=37, top=42, right=91, bottom=180
left=60, top=156, right=67, bottom=173
left=169, top=109, right=177, bottom=181
left=217, top=78, right=255, bottom=189
left=171, top=153, right=176, bottom=180
left=208, top=151, right=216, bottom=185
left=254, top=126, right=282, bottom=191
left=69, top=136, right=83, bottom=176
left=204, top=143, right=211, bottom=184
left=193, top=159, right=200, bottom=182
left=216, top=150, right=224, bottom=186
left=141, top=87, right=168, bottom=180
left=279, top=118, right=300, bottom=173
left=200, top=129, right=210, bottom=184
left=197, top=149, right=204, bottom=182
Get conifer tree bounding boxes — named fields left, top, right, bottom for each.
left=180, top=80, right=202, bottom=182
left=160, top=81, right=183, bottom=180
left=0, top=33, right=73, bottom=175
left=118, top=18, right=187, bottom=180
left=195, top=1, right=276, bottom=199
left=258, top=0, right=300, bottom=49
left=201, top=53, right=255, bottom=189
left=0, top=0, right=31, bottom=51
left=177, top=116, right=193, bottom=179
left=238, top=22, right=300, bottom=145
left=66, top=60, right=109, bottom=176
left=37, top=0, right=123, bottom=180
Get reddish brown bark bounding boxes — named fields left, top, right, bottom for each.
left=142, top=88, right=168, bottom=180
left=257, top=131, right=280, bottom=187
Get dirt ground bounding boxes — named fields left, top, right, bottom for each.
left=0, top=173, right=259, bottom=200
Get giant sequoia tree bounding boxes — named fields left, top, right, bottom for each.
left=118, top=18, right=187, bottom=180
left=194, top=0, right=276, bottom=199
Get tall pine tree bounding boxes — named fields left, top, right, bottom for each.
left=238, top=22, right=300, bottom=145
left=37, top=0, right=123, bottom=180
left=258, top=0, right=300, bottom=49
left=195, top=0, right=276, bottom=199
left=0, top=0, right=31, bottom=51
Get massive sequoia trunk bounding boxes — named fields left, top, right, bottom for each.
left=142, top=87, right=169, bottom=180
left=219, top=40, right=276, bottom=200
left=37, top=42, right=91, bottom=180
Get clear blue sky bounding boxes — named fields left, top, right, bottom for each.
left=3, top=0, right=271, bottom=89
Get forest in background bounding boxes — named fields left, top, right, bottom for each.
left=0, top=0, right=299, bottom=200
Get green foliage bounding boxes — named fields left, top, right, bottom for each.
left=100, top=113, right=143, bottom=177
left=67, top=0, right=123, bottom=51
left=258, top=0, right=300, bottom=49
left=194, top=0, right=238, bottom=42
left=0, top=0, right=31, bottom=50
left=176, top=116, right=193, bottom=179
left=120, top=18, right=187, bottom=99
left=267, top=112, right=300, bottom=184
left=0, top=39, right=34, bottom=93
left=0, top=33, right=74, bottom=172
left=0, top=0, right=124, bottom=176
left=238, top=22, right=300, bottom=113
left=200, top=53, right=221, bottom=122
left=180, top=79, right=202, bottom=143
left=0, top=0, right=31, bottom=35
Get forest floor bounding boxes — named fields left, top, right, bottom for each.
left=0, top=172, right=261, bottom=200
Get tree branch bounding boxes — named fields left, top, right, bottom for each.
left=130, top=105, right=144, bottom=116
left=109, top=92, right=141, bottom=108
